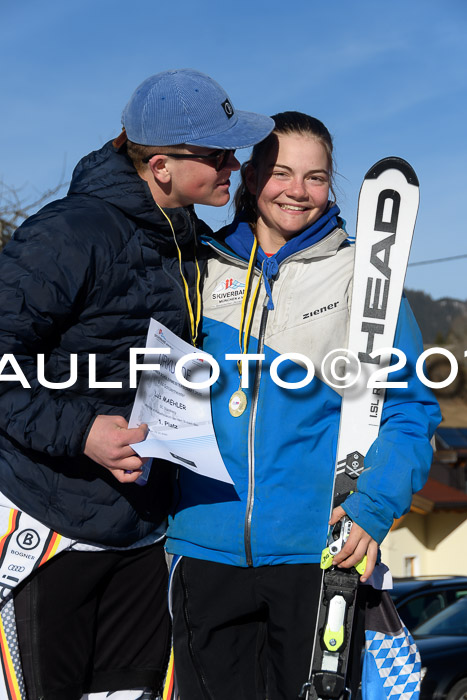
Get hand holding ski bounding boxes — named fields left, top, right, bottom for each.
left=329, top=506, right=378, bottom=583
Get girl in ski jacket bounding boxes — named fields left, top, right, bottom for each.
left=166, top=112, right=441, bottom=700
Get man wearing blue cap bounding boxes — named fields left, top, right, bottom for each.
left=0, top=69, right=273, bottom=700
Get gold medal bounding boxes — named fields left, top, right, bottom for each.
left=229, top=239, right=259, bottom=419
left=229, top=389, right=247, bottom=417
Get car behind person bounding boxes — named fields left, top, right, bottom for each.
left=391, top=575, right=467, bottom=631
left=412, top=595, right=467, bottom=700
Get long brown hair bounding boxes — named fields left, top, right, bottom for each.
left=234, top=111, right=336, bottom=224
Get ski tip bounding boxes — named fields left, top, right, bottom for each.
left=364, top=157, right=419, bottom=187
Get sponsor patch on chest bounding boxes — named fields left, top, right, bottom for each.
left=211, top=277, right=245, bottom=306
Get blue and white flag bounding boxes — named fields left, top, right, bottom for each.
left=362, top=590, right=421, bottom=700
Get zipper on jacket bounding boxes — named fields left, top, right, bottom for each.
left=244, top=289, right=273, bottom=567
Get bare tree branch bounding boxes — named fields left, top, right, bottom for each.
left=0, top=173, right=68, bottom=251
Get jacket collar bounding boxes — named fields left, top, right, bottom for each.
left=67, top=140, right=211, bottom=248
left=203, top=203, right=347, bottom=265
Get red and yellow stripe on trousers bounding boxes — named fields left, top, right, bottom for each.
left=0, top=508, right=63, bottom=700
left=162, top=646, right=176, bottom=700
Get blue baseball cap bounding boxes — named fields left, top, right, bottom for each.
left=121, top=69, right=274, bottom=149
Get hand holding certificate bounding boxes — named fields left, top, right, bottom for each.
left=129, top=319, right=233, bottom=485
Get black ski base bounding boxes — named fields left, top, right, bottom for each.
left=300, top=567, right=360, bottom=700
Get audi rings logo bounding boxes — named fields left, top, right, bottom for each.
left=16, top=529, right=40, bottom=550
left=8, top=564, right=25, bottom=573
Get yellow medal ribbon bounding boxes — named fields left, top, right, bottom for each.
left=229, top=237, right=262, bottom=417
left=156, top=204, right=201, bottom=347
left=238, top=237, right=261, bottom=364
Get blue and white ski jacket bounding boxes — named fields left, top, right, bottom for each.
left=166, top=205, right=441, bottom=567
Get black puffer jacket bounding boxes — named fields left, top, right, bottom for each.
left=0, top=140, right=208, bottom=546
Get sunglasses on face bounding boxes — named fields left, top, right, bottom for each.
left=142, top=149, right=236, bottom=171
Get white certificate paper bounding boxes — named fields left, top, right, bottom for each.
left=129, top=318, right=233, bottom=485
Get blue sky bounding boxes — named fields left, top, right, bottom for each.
left=1, top=0, right=466, bottom=300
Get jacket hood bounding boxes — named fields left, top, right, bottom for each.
left=68, top=140, right=206, bottom=247
left=204, top=203, right=343, bottom=267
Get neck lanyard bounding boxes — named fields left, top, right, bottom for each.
left=229, top=237, right=262, bottom=417
left=156, top=204, right=201, bottom=347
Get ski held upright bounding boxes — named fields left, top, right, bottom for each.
left=300, top=157, right=419, bottom=700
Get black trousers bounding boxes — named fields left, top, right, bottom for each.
left=14, top=543, right=171, bottom=700
left=172, top=558, right=364, bottom=700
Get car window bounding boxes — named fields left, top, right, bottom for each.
left=397, top=592, right=446, bottom=630
left=414, top=597, right=467, bottom=636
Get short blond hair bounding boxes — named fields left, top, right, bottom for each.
left=126, top=140, right=186, bottom=174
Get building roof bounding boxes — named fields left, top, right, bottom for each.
left=416, top=477, right=467, bottom=511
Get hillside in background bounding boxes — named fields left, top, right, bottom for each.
left=405, top=290, right=467, bottom=427
left=405, top=289, right=467, bottom=344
